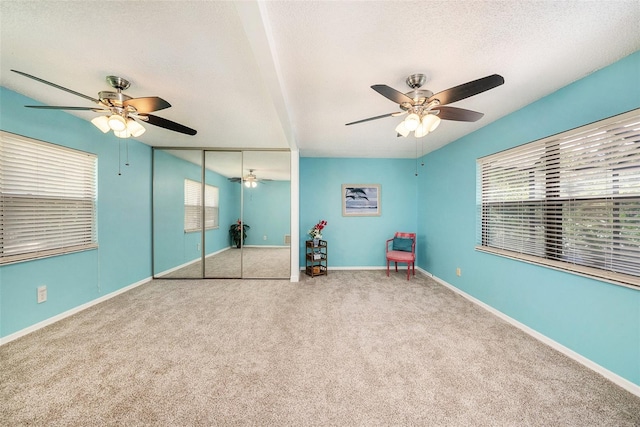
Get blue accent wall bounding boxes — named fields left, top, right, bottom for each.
left=299, top=158, right=417, bottom=267
left=418, top=51, right=640, bottom=385
left=0, top=87, right=152, bottom=338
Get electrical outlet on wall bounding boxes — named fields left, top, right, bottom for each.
left=37, top=285, right=47, bottom=303
left=456, top=267, right=461, bottom=277
left=263, top=235, right=267, bottom=241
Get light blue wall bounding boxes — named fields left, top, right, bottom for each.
left=299, top=157, right=417, bottom=267
left=0, top=87, right=152, bottom=338
left=243, top=180, right=290, bottom=246
left=418, top=51, right=640, bottom=385
left=153, top=150, right=240, bottom=275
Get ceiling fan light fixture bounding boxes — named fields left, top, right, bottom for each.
left=395, top=121, right=410, bottom=137
left=404, top=113, right=420, bottom=131
left=423, top=114, right=441, bottom=132
left=107, top=114, right=127, bottom=132
left=127, top=119, right=146, bottom=137
left=414, top=121, right=430, bottom=138
left=244, top=180, right=257, bottom=188
left=113, top=128, right=131, bottom=138
left=91, top=115, right=110, bottom=133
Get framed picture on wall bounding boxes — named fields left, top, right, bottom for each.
left=342, top=184, right=381, bottom=216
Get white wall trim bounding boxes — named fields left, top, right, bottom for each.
left=0, top=276, right=151, bottom=346
left=243, top=245, right=289, bottom=248
left=421, top=268, right=640, bottom=398
left=290, top=149, right=299, bottom=283
left=154, top=247, right=231, bottom=277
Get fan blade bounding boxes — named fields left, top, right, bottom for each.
left=11, top=70, right=100, bottom=104
left=371, top=85, right=414, bottom=105
left=346, top=112, right=402, bottom=126
left=428, top=74, right=504, bottom=106
left=138, top=114, right=197, bottom=135
left=25, top=105, right=108, bottom=112
left=123, top=97, right=171, bottom=113
left=435, top=106, right=484, bottom=122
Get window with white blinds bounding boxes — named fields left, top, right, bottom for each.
left=477, top=109, right=640, bottom=288
left=184, top=179, right=219, bottom=232
left=0, top=131, right=97, bottom=265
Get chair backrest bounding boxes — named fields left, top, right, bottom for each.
left=392, top=232, right=416, bottom=253
left=395, top=232, right=415, bottom=240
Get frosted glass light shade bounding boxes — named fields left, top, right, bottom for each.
left=414, top=120, right=429, bottom=138
left=423, top=114, right=441, bottom=132
left=404, top=113, right=420, bottom=131
left=113, top=128, right=131, bottom=138
left=395, top=121, right=410, bottom=137
left=91, top=116, right=110, bottom=133
left=244, top=180, right=257, bottom=188
left=127, top=119, right=146, bottom=137
left=108, top=114, right=127, bottom=131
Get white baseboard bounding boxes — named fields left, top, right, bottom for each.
left=244, top=245, right=290, bottom=248
left=422, top=269, right=640, bottom=398
left=155, top=247, right=231, bottom=277
left=0, top=277, right=151, bottom=346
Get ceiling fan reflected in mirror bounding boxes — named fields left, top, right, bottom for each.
left=346, top=73, right=504, bottom=138
left=228, top=169, right=272, bottom=188
left=11, top=70, right=197, bottom=138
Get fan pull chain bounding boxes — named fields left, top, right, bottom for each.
left=415, top=136, right=419, bottom=176
left=118, top=140, right=122, bottom=176
left=125, top=140, right=130, bottom=166
left=421, top=138, right=425, bottom=167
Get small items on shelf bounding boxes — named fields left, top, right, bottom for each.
left=305, top=239, right=327, bottom=277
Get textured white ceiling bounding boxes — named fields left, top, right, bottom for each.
left=1, top=0, right=639, bottom=160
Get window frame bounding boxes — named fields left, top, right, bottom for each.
left=0, top=131, right=98, bottom=265
left=476, top=109, right=640, bottom=289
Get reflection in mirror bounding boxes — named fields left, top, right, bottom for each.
left=242, top=151, right=291, bottom=278
left=153, top=148, right=291, bottom=280
left=153, top=149, right=204, bottom=278
left=204, top=151, right=242, bottom=278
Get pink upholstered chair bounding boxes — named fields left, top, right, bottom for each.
left=386, top=232, right=416, bottom=280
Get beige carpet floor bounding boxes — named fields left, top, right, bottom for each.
left=159, top=247, right=290, bottom=279
left=1, top=271, right=639, bottom=426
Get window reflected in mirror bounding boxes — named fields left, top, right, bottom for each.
left=153, top=149, right=290, bottom=279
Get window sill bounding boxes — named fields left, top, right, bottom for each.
left=475, top=246, right=640, bottom=291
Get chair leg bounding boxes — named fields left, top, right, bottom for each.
left=412, top=262, right=415, bottom=276
left=406, top=263, right=410, bottom=280
left=395, top=262, right=398, bottom=272
left=386, top=259, right=390, bottom=277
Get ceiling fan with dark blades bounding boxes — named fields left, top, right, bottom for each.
left=11, top=70, right=197, bottom=137
left=228, top=169, right=272, bottom=187
left=346, top=73, right=504, bottom=138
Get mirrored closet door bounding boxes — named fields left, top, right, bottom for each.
left=152, top=148, right=290, bottom=279
left=241, top=151, right=291, bottom=278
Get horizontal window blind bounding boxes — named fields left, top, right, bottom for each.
left=0, top=131, right=97, bottom=265
left=477, top=109, right=640, bottom=288
left=184, top=179, right=219, bottom=232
